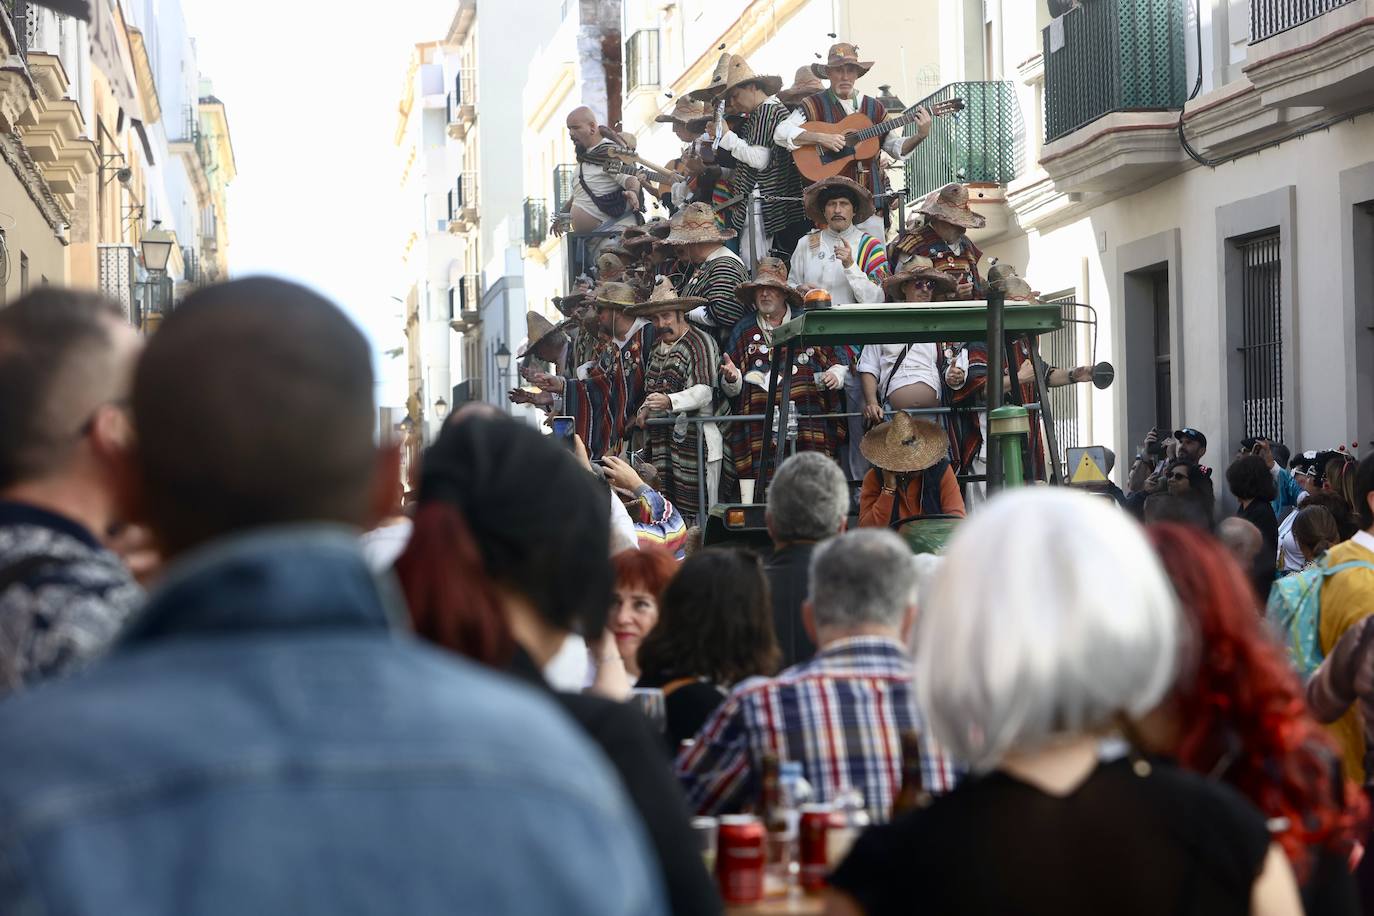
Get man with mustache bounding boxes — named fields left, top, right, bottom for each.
left=629, top=278, right=723, bottom=522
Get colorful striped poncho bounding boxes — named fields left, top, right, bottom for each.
left=683, top=250, right=750, bottom=350
left=565, top=320, right=658, bottom=459
left=642, top=325, right=721, bottom=519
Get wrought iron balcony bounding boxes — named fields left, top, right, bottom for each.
left=1042, top=0, right=1187, bottom=143
left=524, top=197, right=548, bottom=248
left=552, top=164, right=577, bottom=216
left=903, top=81, right=1022, bottom=201
left=1251, top=0, right=1356, bottom=41
left=3, top=0, right=29, bottom=61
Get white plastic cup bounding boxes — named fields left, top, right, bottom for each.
left=739, top=479, right=757, bottom=504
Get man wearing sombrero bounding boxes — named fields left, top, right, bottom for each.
left=774, top=41, right=933, bottom=236
left=515, top=310, right=574, bottom=379
left=788, top=175, right=888, bottom=479
left=856, top=412, right=966, bottom=529
left=665, top=202, right=750, bottom=350
left=626, top=277, right=723, bottom=519
left=517, top=281, right=658, bottom=460
left=719, top=258, right=846, bottom=483
left=890, top=182, right=987, bottom=299
left=690, top=54, right=811, bottom=260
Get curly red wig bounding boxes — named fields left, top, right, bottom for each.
left=1148, top=522, right=1366, bottom=879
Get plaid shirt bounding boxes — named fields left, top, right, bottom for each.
left=675, top=636, right=957, bottom=823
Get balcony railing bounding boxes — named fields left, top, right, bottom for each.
left=1043, top=0, right=1186, bottom=143
left=1251, top=0, right=1356, bottom=42
left=524, top=197, right=548, bottom=247
left=457, top=274, right=482, bottom=314
left=553, top=163, right=577, bottom=215
left=903, top=82, right=1022, bottom=200
left=4, top=0, right=29, bottom=61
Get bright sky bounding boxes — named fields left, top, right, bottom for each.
left=181, top=0, right=458, bottom=406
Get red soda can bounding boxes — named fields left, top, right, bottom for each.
left=799, top=803, right=831, bottom=893
left=716, top=814, right=765, bottom=904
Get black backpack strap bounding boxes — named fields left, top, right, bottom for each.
left=0, top=554, right=63, bottom=593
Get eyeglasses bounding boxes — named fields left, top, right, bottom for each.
left=1169, top=472, right=1189, bottom=482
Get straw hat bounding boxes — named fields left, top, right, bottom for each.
left=642, top=216, right=672, bottom=240
left=596, top=251, right=628, bottom=280
left=735, top=257, right=802, bottom=308
left=803, top=175, right=874, bottom=225
left=655, top=96, right=708, bottom=124
left=881, top=256, right=958, bottom=301
left=553, top=290, right=589, bottom=317
left=860, top=412, right=948, bottom=474
left=688, top=52, right=733, bottom=102
left=778, top=65, right=824, bottom=106
left=625, top=276, right=708, bottom=317
left=916, top=183, right=987, bottom=230
left=517, top=311, right=568, bottom=358
left=662, top=202, right=737, bottom=244
left=590, top=281, right=642, bottom=311
left=810, top=42, right=875, bottom=80
left=721, top=55, right=783, bottom=98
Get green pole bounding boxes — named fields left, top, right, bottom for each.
left=987, top=404, right=1030, bottom=491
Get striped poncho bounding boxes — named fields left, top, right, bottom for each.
left=565, top=320, right=658, bottom=459
left=642, top=325, right=721, bottom=519
left=683, top=248, right=750, bottom=349
left=726, top=100, right=804, bottom=237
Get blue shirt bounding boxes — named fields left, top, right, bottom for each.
left=0, top=526, right=665, bottom=916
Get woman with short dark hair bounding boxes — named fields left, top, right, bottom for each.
left=1228, top=453, right=1280, bottom=597
left=636, top=549, right=781, bottom=751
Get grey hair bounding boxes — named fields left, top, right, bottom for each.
left=767, top=452, right=848, bottom=543
left=808, top=529, right=917, bottom=630
left=914, top=488, right=1180, bottom=774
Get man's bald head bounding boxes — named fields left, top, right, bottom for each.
left=132, top=277, right=377, bottom=556
left=1217, top=517, right=1262, bottom=569
left=0, top=288, right=136, bottom=490
left=566, top=106, right=599, bottom=148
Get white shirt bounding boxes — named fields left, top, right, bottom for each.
left=715, top=97, right=783, bottom=170
left=569, top=139, right=637, bottom=224
left=775, top=95, right=907, bottom=159
left=788, top=226, right=884, bottom=306
left=858, top=343, right=941, bottom=401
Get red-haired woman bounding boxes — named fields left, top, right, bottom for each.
left=607, top=547, right=679, bottom=681
left=1145, top=523, right=1366, bottom=913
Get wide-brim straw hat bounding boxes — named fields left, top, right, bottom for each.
left=553, top=290, right=589, bottom=316
left=882, top=256, right=959, bottom=300
left=688, top=52, right=733, bottom=102
left=517, top=311, right=569, bottom=358
left=810, top=42, right=875, bottom=80
left=656, top=96, right=708, bottom=124
left=590, top=281, right=642, bottom=311
left=803, top=175, right=875, bottom=225
left=735, top=256, right=802, bottom=308
left=625, top=276, right=708, bottom=317
left=777, top=65, right=824, bottom=106
left=860, top=412, right=948, bottom=474
left=916, top=182, right=987, bottom=230
left=722, top=55, right=783, bottom=98
left=662, top=202, right=737, bottom=244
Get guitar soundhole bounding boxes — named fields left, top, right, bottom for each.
left=819, top=145, right=855, bottom=165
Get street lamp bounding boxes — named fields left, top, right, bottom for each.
left=140, top=220, right=176, bottom=273
left=494, top=342, right=512, bottom=373
left=434, top=396, right=449, bottom=420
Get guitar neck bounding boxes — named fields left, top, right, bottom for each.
left=855, top=108, right=922, bottom=142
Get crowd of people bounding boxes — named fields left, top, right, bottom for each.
left=521, top=41, right=1104, bottom=526
left=2, top=275, right=1374, bottom=916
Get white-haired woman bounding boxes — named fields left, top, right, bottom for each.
left=826, top=488, right=1302, bottom=916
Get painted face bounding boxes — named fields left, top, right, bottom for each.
left=824, top=196, right=854, bottom=232
left=610, top=585, right=660, bottom=671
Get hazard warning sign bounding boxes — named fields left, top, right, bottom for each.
left=1066, top=446, right=1109, bottom=485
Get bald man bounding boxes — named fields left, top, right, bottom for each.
left=0, top=289, right=144, bottom=695
left=553, top=106, right=642, bottom=242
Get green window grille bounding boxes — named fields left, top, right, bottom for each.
left=553, top=164, right=577, bottom=214
left=1043, top=0, right=1187, bottom=143
left=524, top=197, right=548, bottom=247
left=1252, top=0, right=1356, bottom=41
left=904, top=81, right=1022, bottom=202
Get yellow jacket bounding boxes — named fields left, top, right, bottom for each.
left=1318, top=532, right=1374, bottom=782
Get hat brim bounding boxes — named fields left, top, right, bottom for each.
left=686, top=83, right=728, bottom=103
left=723, top=74, right=784, bottom=98
left=917, top=202, right=987, bottom=230
left=777, top=85, right=823, bottom=105
left=881, top=268, right=958, bottom=300
left=860, top=417, right=947, bottom=473
left=810, top=60, right=875, bottom=80
left=803, top=178, right=875, bottom=225
left=517, top=325, right=568, bottom=358
left=662, top=226, right=738, bottom=245
left=735, top=279, right=802, bottom=308
left=624, top=296, right=708, bottom=317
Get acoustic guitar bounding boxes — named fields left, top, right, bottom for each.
left=791, top=98, right=965, bottom=182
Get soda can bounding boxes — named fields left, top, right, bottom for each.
left=716, top=814, right=765, bottom=904
left=799, top=803, right=832, bottom=893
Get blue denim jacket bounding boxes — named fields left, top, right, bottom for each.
left=0, top=527, right=666, bottom=915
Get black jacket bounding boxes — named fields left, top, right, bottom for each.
left=766, top=542, right=818, bottom=669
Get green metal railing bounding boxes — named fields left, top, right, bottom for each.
left=1043, top=0, right=1187, bottom=143
left=904, top=81, right=1021, bottom=201
left=1251, top=0, right=1356, bottom=42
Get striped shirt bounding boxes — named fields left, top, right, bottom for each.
left=675, top=636, right=957, bottom=823
left=726, top=99, right=804, bottom=236
left=628, top=485, right=688, bottom=559
left=684, top=247, right=750, bottom=345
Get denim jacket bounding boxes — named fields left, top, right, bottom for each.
left=0, top=526, right=665, bottom=916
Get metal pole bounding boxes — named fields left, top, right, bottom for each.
left=985, top=288, right=1005, bottom=492
left=757, top=345, right=782, bottom=492
left=1027, top=339, right=1063, bottom=485
left=696, top=417, right=707, bottom=521
left=773, top=344, right=795, bottom=474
